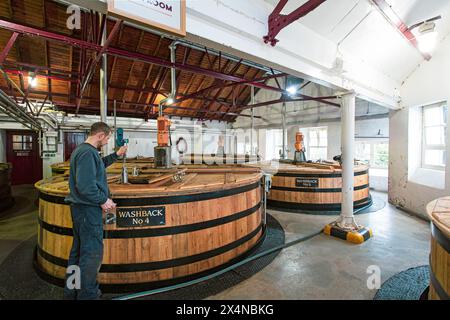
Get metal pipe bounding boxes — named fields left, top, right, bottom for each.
left=37, top=114, right=58, bottom=130
left=100, top=20, right=108, bottom=155
left=114, top=99, right=117, bottom=149
left=281, top=102, right=286, bottom=159
left=159, top=41, right=177, bottom=117
left=0, top=90, right=41, bottom=129
left=169, top=43, right=177, bottom=100
left=169, top=40, right=280, bottom=76
left=250, top=85, right=255, bottom=155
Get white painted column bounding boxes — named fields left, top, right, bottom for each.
left=250, top=85, right=254, bottom=155
left=281, top=102, right=286, bottom=159
left=338, top=91, right=358, bottom=229
left=100, top=21, right=108, bottom=156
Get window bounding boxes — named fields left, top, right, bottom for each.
left=422, top=103, right=447, bottom=170
left=355, top=140, right=389, bottom=169
left=12, top=135, right=33, bottom=151
left=305, top=127, right=327, bottom=160
left=265, top=129, right=284, bottom=160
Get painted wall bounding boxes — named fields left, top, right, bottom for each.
left=0, top=114, right=231, bottom=179
left=254, top=117, right=389, bottom=191
left=0, top=129, right=6, bottom=163
left=389, top=34, right=450, bottom=218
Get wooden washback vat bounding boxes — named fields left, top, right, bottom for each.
left=34, top=165, right=265, bottom=291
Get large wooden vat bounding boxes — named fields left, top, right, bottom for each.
left=180, top=154, right=260, bottom=165
left=262, top=161, right=371, bottom=213
left=34, top=166, right=265, bottom=291
left=426, top=197, right=450, bottom=300
left=0, top=163, right=14, bottom=212
left=50, top=157, right=155, bottom=176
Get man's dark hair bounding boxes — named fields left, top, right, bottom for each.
left=89, top=122, right=111, bottom=136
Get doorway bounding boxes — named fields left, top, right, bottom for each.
left=6, top=130, right=42, bottom=185
left=64, top=132, right=87, bottom=161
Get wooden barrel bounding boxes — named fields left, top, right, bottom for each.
left=50, top=162, right=70, bottom=176
left=51, top=157, right=156, bottom=176
left=180, top=154, right=260, bottom=165
left=426, top=197, right=450, bottom=300
left=0, top=163, right=14, bottom=213
left=261, top=161, right=371, bottom=214
left=34, top=167, right=265, bottom=292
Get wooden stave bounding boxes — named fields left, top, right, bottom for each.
left=35, top=178, right=264, bottom=286
left=180, top=154, right=260, bottom=165
left=50, top=158, right=156, bottom=176
left=428, top=223, right=449, bottom=300
left=267, top=168, right=370, bottom=211
left=426, top=198, right=450, bottom=300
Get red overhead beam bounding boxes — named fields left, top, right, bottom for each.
left=173, top=72, right=288, bottom=105
left=77, top=19, right=122, bottom=113
left=371, top=0, right=431, bottom=60
left=263, top=0, right=327, bottom=46
left=56, top=101, right=247, bottom=122
left=0, top=32, right=18, bottom=64
left=2, top=61, right=79, bottom=76
left=3, top=69, right=78, bottom=83
left=236, top=95, right=339, bottom=111
left=0, top=19, right=340, bottom=118
left=0, top=19, right=283, bottom=94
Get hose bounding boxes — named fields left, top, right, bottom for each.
left=110, top=202, right=372, bottom=300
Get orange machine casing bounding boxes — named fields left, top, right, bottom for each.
left=157, top=116, right=171, bottom=147
left=294, top=131, right=304, bottom=152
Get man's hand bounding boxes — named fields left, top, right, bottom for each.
left=101, top=198, right=116, bottom=211
left=116, top=146, right=128, bottom=157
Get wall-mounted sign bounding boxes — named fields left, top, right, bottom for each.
left=107, top=0, right=186, bottom=37
left=15, top=152, right=30, bottom=157
left=42, top=152, right=56, bottom=158
left=295, top=178, right=319, bottom=188
left=116, top=206, right=166, bottom=227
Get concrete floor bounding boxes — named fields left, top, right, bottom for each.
left=0, top=186, right=431, bottom=300
left=208, top=190, right=430, bottom=299
left=0, top=185, right=38, bottom=266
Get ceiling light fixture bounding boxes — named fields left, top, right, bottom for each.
left=286, top=86, right=298, bottom=96
left=417, top=21, right=438, bottom=53
left=28, top=74, right=37, bottom=87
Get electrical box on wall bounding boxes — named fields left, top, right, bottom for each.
left=42, top=131, right=58, bottom=153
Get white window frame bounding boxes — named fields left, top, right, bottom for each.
left=421, top=102, right=447, bottom=171
left=355, top=139, right=389, bottom=169
left=304, top=126, right=327, bottom=161
left=266, top=129, right=284, bottom=160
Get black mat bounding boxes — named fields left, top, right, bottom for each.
left=0, top=214, right=285, bottom=300
left=269, top=195, right=385, bottom=215
left=373, top=265, right=430, bottom=300
left=0, top=234, right=63, bottom=300
left=357, top=195, right=386, bottom=214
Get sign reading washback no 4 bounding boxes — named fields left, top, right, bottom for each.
left=116, top=206, right=166, bottom=227
left=107, top=0, right=186, bottom=36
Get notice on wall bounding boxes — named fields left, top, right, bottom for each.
left=116, top=206, right=166, bottom=228
left=107, top=0, right=186, bottom=36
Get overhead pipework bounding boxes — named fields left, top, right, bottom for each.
left=154, top=42, right=177, bottom=169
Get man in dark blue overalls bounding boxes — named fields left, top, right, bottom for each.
left=63, top=122, right=127, bottom=300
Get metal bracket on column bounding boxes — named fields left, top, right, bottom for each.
left=263, top=0, right=327, bottom=46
